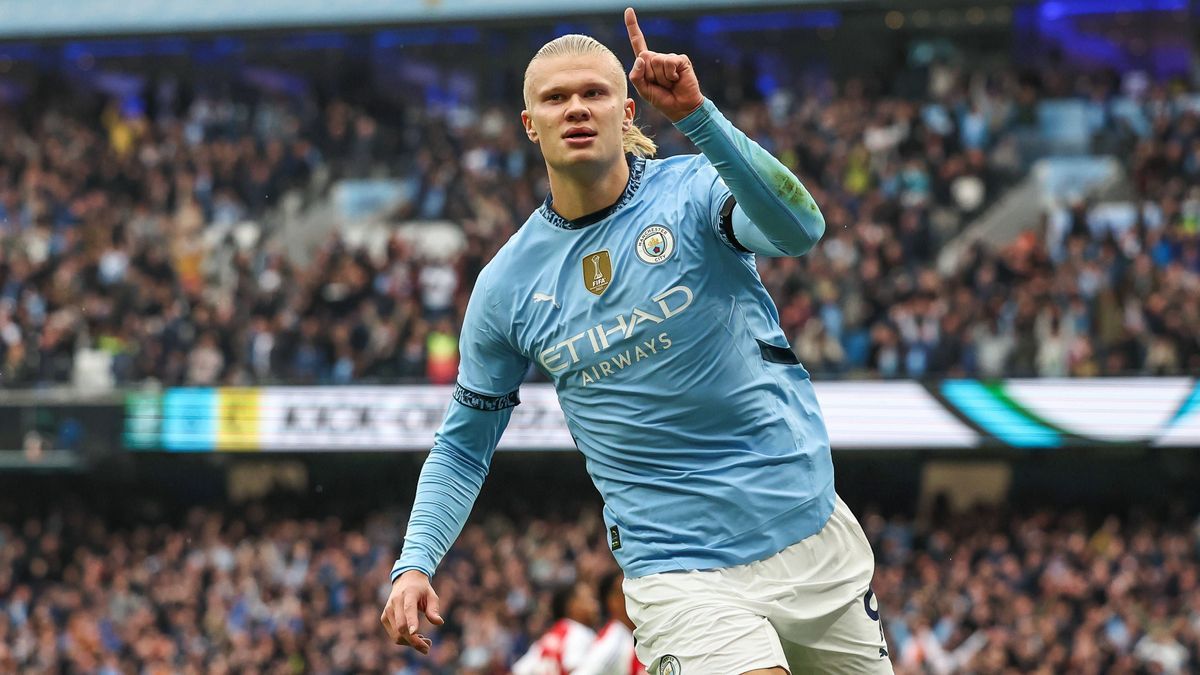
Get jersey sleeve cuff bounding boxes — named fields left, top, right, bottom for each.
left=391, top=559, right=434, bottom=583
left=452, top=382, right=521, bottom=411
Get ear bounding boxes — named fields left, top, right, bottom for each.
left=623, top=98, right=635, bottom=132
left=520, top=110, right=539, bottom=143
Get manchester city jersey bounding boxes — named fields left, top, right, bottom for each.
left=446, top=153, right=836, bottom=577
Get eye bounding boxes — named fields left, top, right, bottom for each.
left=546, top=93, right=564, bottom=102
left=585, top=89, right=603, bottom=98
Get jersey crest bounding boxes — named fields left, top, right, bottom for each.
left=635, top=225, right=675, bottom=264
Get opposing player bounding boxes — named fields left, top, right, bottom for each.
left=382, top=7, right=892, bottom=673
left=512, top=581, right=600, bottom=675
left=575, top=572, right=645, bottom=675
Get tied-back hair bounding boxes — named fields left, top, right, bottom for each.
left=524, top=34, right=658, bottom=158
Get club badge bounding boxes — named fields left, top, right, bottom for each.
left=636, top=225, right=675, bottom=264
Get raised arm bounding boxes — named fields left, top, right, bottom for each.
left=625, top=7, right=825, bottom=257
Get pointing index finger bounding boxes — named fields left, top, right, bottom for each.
left=625, top=7, right=648, bottom=56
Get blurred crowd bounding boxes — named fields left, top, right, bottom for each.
left=0, top=58, right=1197, bottom=387
left=873, top=505, right=1200, bottom=674
left=1, top=499, right=1197, bottom=674
left=0, top=80, right=538, bottom=388
left=0, top=500, right=619, bottom=674
left=746, top=74, right=1200, bottom=379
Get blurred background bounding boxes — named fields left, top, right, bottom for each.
left=1, top=0, right=1199, bottom=672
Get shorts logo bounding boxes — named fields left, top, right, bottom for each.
left=864, top=588, right=880, bottom=621
left=635, top=225, right=675, bottom=264
left=583, top=249, right=613, bottom=296
left=864, top=588, right=889, bottom=658
left=657, top=655, right=682, bottom=675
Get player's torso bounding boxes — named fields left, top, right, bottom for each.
left=495, top=158, right=835, bottom=575
left=504, top=169, right=809, bottom=451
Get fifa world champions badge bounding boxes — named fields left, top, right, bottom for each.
left=636, top=225, right=675, bottom=264
left=583, top=249, right=613, bottom=296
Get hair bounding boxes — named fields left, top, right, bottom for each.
left=599, top=570, right=623, bottom=600
left=551, top=582, right=580, bottom=620
left=523, top=34, right=657, bottom=158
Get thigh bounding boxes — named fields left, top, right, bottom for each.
left=760, top=495, right=892, bottom=672
left=624, top=571, right=789, bottom=675
left=781, top=589, right=893, bottom=675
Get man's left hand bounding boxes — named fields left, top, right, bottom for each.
left=625, top=7, right=704, bottom=123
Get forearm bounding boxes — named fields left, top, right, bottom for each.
left=392, top=403, right=513, bottom=580
left=391, top=444, right=486, bottom=580
left=675, top=98, right=825, bottom=256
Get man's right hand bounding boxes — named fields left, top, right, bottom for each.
left=380, top=570, right=444, bottom=654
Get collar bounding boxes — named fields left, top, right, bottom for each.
left=538, top=155, right=646, bottom=230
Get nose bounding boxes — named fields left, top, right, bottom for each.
left=564, top=94, right=591, bottom=122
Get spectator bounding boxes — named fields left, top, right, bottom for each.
left=512, top=581, right=600, bottom=675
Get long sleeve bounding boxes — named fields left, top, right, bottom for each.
left=391, top=265, right=529, bottom=581
left=390, top=402, right=515, bottom=580
left=674, top=98, right=825, bottom=257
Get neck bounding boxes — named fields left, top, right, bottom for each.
left=547, top=155, right=630, bottom=221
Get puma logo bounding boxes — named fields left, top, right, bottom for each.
left=532, top=292, right=559, bottom=308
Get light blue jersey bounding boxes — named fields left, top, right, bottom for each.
left=394, top=99, right=833, bottom=580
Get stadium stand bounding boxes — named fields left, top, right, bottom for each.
left=1, top=63, right=1195, bottom=388
left=1, top=499, right=1197, bottom=673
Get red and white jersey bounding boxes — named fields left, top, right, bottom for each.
left=573, top=621, right=647, bottom=675
left=512, top=619, right=597, bottom=675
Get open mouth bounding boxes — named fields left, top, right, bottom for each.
left=563, top=129, right=598, bottom=140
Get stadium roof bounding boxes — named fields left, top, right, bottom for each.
left=0, top=0, right=861, bottom=39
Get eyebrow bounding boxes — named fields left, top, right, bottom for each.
left=536, top=78, right=614, bottom=96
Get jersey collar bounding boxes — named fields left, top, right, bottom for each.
left=538, top=155, right=646, bottom=230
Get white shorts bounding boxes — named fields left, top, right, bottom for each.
left=624, top=495, right=892, bottom=675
